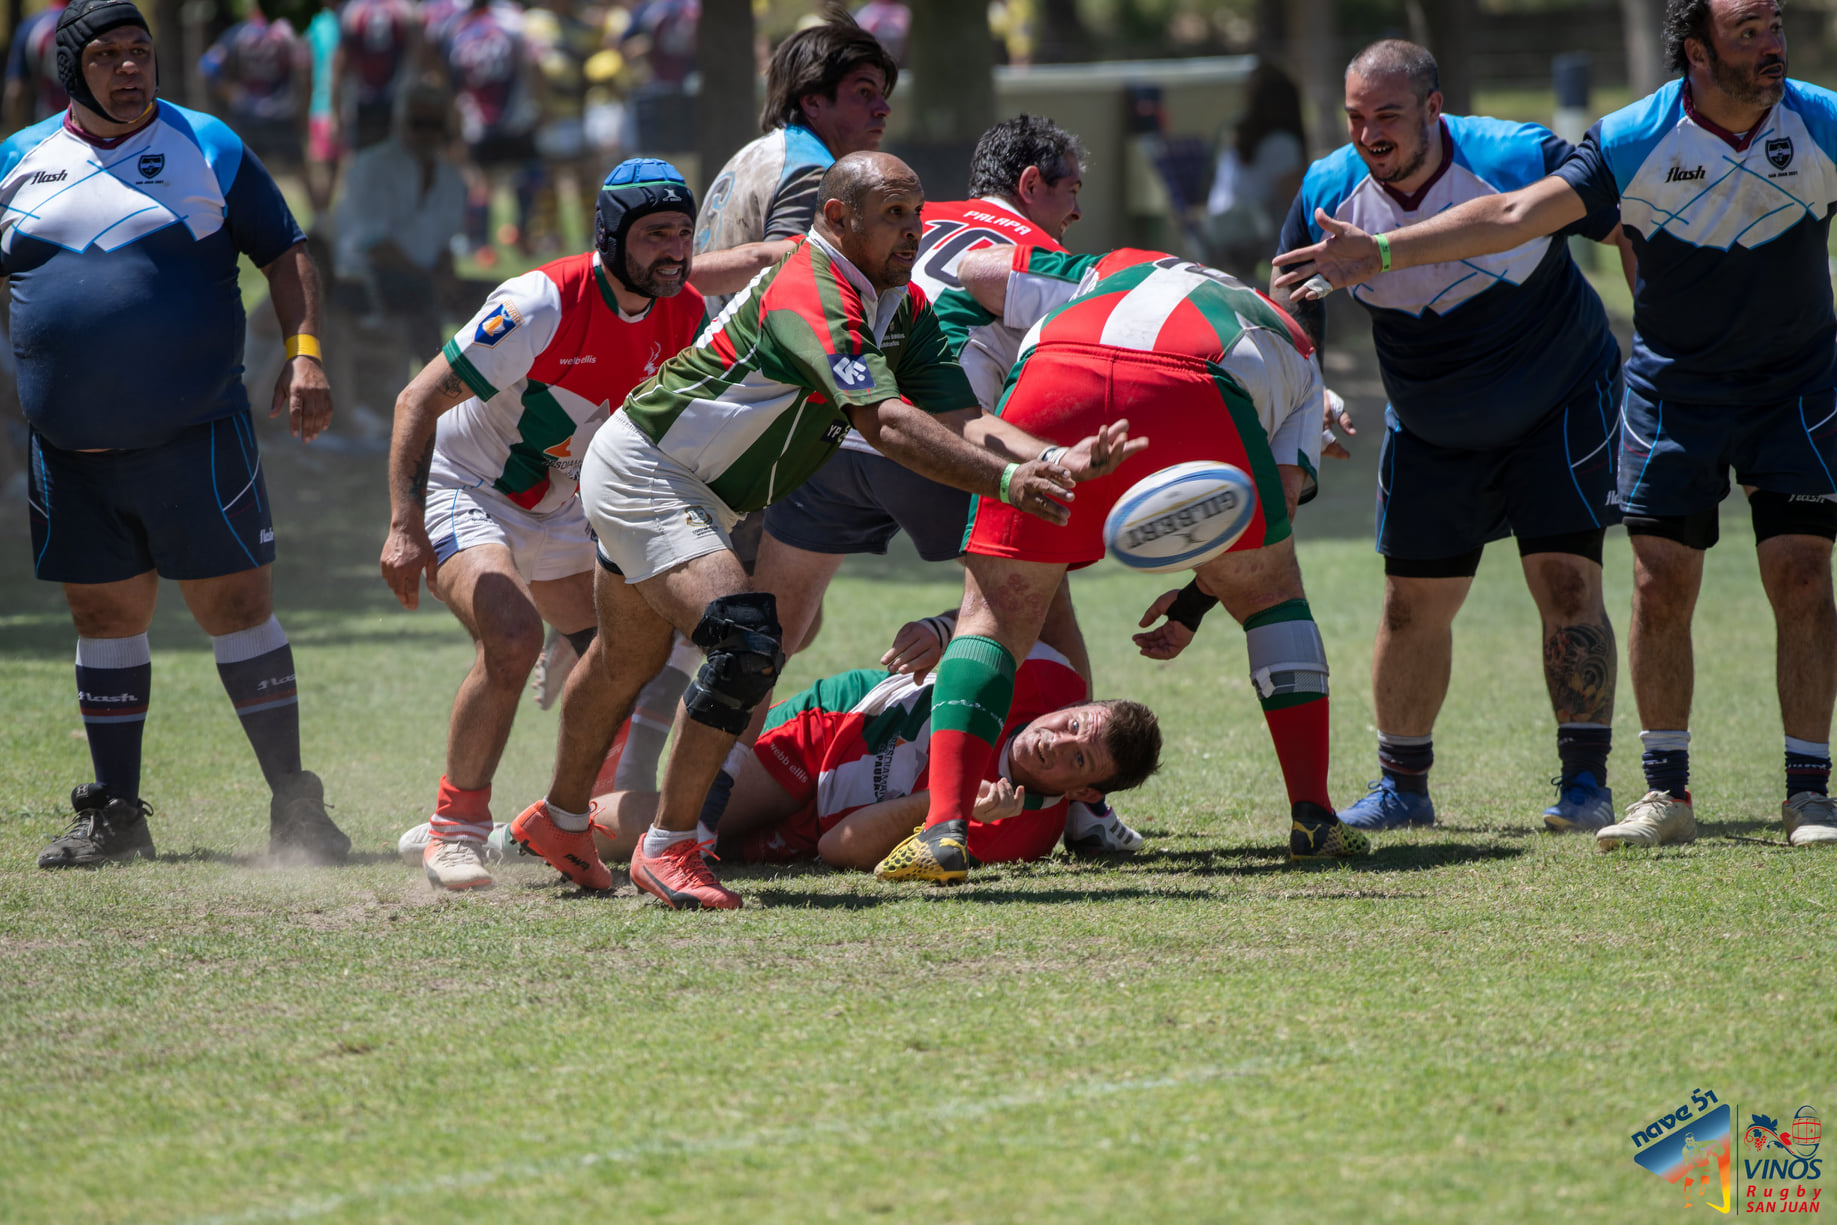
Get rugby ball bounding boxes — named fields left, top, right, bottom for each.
left=1103, top=461, right=1257, bottom=573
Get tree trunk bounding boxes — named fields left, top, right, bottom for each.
left=907, top=0, right=993, bottom=144
left=1622, top=0, right=1665, bottom=97
left=1034, top=0, right=1091, bottom=64
left=1416, top=0, right=1473, bottom=115
left=154, top=0, right=189, bottom=111
left=1289, top=0, right=1338, bottom=155
left=695, top=0, right=755, bottom=193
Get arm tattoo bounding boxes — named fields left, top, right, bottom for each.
left=1544, top=618, right=1616, bottom=725
left=407, top=436, right=435, bottom=511
left=435, top=366, right=468, bottom=401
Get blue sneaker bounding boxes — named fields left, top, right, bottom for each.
left=1338, top=777, right=1436, bottom=830
left=1543, top=772, right=1615, bottom=833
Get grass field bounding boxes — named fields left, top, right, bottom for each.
left=4, top=320, right=1835, bottom=1223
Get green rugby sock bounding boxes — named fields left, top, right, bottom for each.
left=923, top=635, right=1017, bottom=830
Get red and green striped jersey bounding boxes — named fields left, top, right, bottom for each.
left=618, top=230, right=978, bottom=512
left=1002, top=252, right=1326, bottom=478
left=434, top=251, right=708, bottom=513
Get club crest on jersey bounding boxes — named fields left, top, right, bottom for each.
left=474, top=302, right=522, bottom=346
left=1768, top=137, right=1795, bottom=170
left=137, top=153, right=164, bottom=179
left=827, top=353, right=873, bottom=390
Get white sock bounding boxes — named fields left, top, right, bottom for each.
left=547, top=802, right=591, bottom=832
left=643, top=825, right=697, bottom=856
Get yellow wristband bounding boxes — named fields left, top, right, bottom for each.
left=285, top=334, right=322, bottom=361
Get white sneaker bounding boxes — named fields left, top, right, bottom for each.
left=1783, top=792, right=1837, bottom=847
left=531, top=626, right=580, bottom=710
left=1595, top=790, right=1697, bottom=852
left=423, top=837, right=493, bottom=890
left=1063, top=801, right=1144, bottom=856
left=397, top=821, right=432, bottom=865
left=485, top=821, right=538, bottom=862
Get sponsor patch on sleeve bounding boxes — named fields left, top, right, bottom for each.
left=826, top=352, right=874, bottom=390
left=473, top=301, right=524, bottom=347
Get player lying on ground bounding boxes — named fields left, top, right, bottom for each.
left=1272, top=0, right=1837, bottom=851
left=875, top=245, right=1367, bottom=885
left=506, top=151, right=1143, bottom=910
left=587, top=642, right=1160, bottom=870
left=378, top=159, right=706, bottom=890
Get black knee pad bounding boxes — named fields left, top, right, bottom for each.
left=1751, top=490, right=1837, bottom=543
left=563, top=626, right=597, bottom=657
left=1624, top=508, right=1721, bottom=551
left=682, top=592, right=785, bottom=734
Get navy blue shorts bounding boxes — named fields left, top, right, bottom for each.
left=28, top=412, right=277, bottom=584
left=762, top=447, right=970, bottom=563
left=1377, top=369, right=1623, bottom=561
left=1619, top=386, right=1837, bottom=517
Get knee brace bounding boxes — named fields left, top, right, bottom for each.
left=1245, top=615, right=1329, bottom=701
left=563, top=626, right=597, bottom=657
left=682, top=592, right=786, bottom=734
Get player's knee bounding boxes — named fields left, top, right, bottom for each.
left=1245, top=607, right=1329, bottom=702
left=683, top=592, right=786, bottom=734
left=1529, top=557, right=1597, bottom=624
left=484, top=615, right=546, bottom=677
left=1759, top=540, right=1835, bottom=612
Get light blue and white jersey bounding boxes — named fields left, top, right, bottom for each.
left=1557, top=79, right=1837, bottom=405
left=0, top=102, right=305, bottom=450
left=1280, top=115, right=1620, bottom=450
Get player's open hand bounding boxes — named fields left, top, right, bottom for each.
left=1322, top=388, right=1355, bottom=460
left=1059, top=419, right=1149, bottom=482
left=973, top=777, right=1025, bottom=823
left=273, top=354, right=333, bottom=442
left=380, top=521, right=439, bottom=610
left=881, top=612, right=954, bottom=679
left=1271, top=210, right=1383, bottom=301
left=1132, top=588, right=1197, bottom=660
left=1006, top=457, right=1077, bottom=526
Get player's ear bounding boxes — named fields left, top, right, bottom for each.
left=1424, top=89, right=1443, bottom=123
left=1068, top=785, right=1104, bottom=805
left=1017, top=164, right=1042, bottom=200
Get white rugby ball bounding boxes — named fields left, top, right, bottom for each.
left=1103, top=461, right=1258, bottom=573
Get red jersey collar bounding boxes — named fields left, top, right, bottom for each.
left=1681, top=79, right=1774, bottom=152
left=63, top=102, right=157, bottom=150
left=1376, top=119, right=1456, bottom=211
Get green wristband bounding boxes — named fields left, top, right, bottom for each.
left=1374, top=231, right=1392, bottom=273
left=999, top=462, right=1020, bottom=505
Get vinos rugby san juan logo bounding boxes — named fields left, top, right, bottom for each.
left=1629, top=1091, right=1822, bottom=1214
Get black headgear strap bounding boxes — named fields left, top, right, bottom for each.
left=56, top=0, right=151, bottom=120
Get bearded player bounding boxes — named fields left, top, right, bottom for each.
left=876, top=248, right=1369, bottom=882
left=379, top=158, right=707, bottom=891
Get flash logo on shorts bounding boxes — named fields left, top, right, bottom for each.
left=474, top=302, right=523, bottom=347
left=827, top=353, right=873, bottom=389
left=683, top=506, right=717, bottom=536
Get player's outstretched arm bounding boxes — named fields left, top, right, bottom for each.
left=380, top=355, right=474, bottom=610
left=261, top=241, right=333, bottom=442
left=1271, top=175, right=1589, bottom=301
left=850, top=397, right=1076, bottom=525
left=960, top=410, right=1149, bottom=482
left=956, top=246, right=1014, bottom=316
left=688, top=240, right=798, bottom=295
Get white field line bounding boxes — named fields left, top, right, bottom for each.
left=183, top=1056, right=1292, bottom=1224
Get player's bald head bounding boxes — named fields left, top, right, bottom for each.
left=819, top=151, right=920, bottom=215
left=1346, top=38, right=1441, bottom=102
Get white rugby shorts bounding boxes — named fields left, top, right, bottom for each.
left=580, top=411, right=742, bottom=583
left=426, top=484, right=597, bottom=583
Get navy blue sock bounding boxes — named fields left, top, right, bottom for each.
left=1785, top=737, right=1831, bottom=800
left=1639, top=729, right=1689, bottom=801
left=213, top=618, right=301, bottom=789
left=1557, top=723, right=1612, bottom=786
left=1377, top=733, right=1432, bottom=794
left=76, top=635, right=152, bottom=800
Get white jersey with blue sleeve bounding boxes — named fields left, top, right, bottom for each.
left=1278, top=115, right=1620, bottom=450
left=1555, top=79, right=1837, bottom=405
left=0, top=102, right=306, bottom=451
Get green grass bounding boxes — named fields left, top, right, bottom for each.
left=3, top=411, right=1834, bottom=1224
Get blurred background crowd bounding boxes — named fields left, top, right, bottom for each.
left=0, top=0, right=1829, bottom=468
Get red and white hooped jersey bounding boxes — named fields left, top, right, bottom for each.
left=433, top=251, right=707, bottom=513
